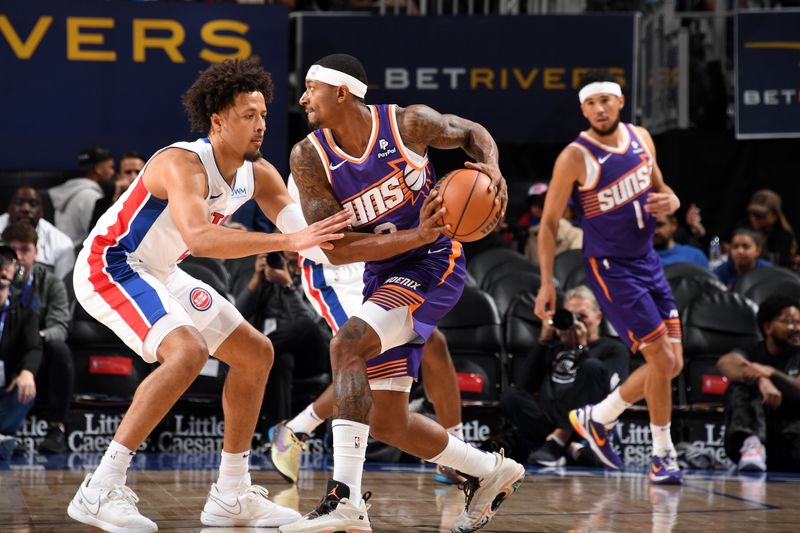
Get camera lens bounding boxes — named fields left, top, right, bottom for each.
left=266, top=252, right=285, bottom=269
left=551, top=308, right=575, bottom=330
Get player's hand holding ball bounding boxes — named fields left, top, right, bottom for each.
left=416, top=189, right=449, bottom=244
left=465, top=161, right=508, bottom=219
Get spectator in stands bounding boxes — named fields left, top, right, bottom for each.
left=0, top=187, right=74, bottom=279
left=653, top=214, right=709, bottom=268
left=235, top=252, right=331, bottom=428
left=49, top=145, right=115, bottom=247
left=714, top=228, right=772, bottom=289
left=500, top=286, right=629, bottom=466
left=516, top=182, right=548, bottom=228
left=681, top=202, right=707, bottom=244
left=524, top=206, right=583, bottom=264
left=716, top=295, right=800, bottom=472
left=89, top=152, right=145, bottom=229
left=2, top=222, right=73, bottom=453
left=0, top=243, right=42, bottom=459
left=745, top=189, right=798, bottom=268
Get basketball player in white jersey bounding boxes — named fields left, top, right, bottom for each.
left=66, top=58, right=351, bottom=532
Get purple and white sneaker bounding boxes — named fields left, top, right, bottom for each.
left=649, top=452, right=683, bottom=485
left=569, top=405, right=622, bottom=469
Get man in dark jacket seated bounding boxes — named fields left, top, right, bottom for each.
left=717, top=294, right=800, bottom=472
left=501, top=285, right=630, bottom=466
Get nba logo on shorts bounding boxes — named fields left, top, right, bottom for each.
left=190, top=288, right=212, bottom=311
left=354, top=436, right=361, bottom=448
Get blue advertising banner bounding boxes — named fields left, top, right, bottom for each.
left=298, top=15, right=637, bottom=144
left=0, top=1, right=288, bottom=171
left=735, top=10, right=800, bottom=139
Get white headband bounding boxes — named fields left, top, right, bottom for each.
left=306, top=64, right=367, bottom=98
left=579, top=81, right=622, bottom=103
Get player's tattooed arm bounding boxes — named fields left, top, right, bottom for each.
left=290, top=139, right=343, bottom=224
left=398, top=104, right=507, bottom=217
left=290, top=138, right=447, bottom=264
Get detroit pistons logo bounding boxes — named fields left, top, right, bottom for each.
left=190, top=288, right=212, bottom=311
left=403, top=164, right=428, bottom=191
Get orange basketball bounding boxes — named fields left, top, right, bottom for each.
left=436, top=168, right=501, bottom=242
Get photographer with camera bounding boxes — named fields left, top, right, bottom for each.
left=0, top=242, right=42, bottom=459
left=501, top=286, right=629, bottom=466
left=235, top=251, right=332, bottom=432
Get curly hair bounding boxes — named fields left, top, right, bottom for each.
left=757, top=294, right=800, bottom=334
left=183, top=58, right=274, bottom=133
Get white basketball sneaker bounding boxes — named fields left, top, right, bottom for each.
left=738, top=436, right=767, bottom=473
left=450, top=451, right=525, bottom=533
left=200, top=482, right=301, bottom=527
left=278, top=480, right=371, bottom=533
left=67, top=473, right=158, bottom=533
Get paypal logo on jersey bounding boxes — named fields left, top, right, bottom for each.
left=377, top=138, right=397, bottom=159
left=231, top=186, right=247, bottom=198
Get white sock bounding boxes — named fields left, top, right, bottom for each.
left=430, top=433, right=497, bottom=479
left=217, top=450, right=251, bottom=493
left=446, top=423, right=465, bottom=441
left=90, top=440, right=135, bottom=488
left=650, top=423, right=674, bottom=456
left=332, top=419, right=369, bottom=505
left=287, top=403, right=324, bottom=436
left=549, top=434, right=566, bottom=448
left=591, top=388, right=632, bottom=427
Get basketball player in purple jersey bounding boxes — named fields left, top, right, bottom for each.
left=280, top=54, right=524, bottom=533
left=535, top=70, right=684, bottom=484
left=267, top=178, right=466, bottom=488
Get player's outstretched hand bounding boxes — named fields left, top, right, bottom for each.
left=465, top=161, right=508, bottom=219
left=534, top=283, right=556, bottom=322
left=288, top=210, right=351, bottom=251
left=417, top=189, right=448, bottom=243
left=644, top=192, right=680, bottom=216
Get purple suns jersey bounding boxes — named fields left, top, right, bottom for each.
left=306, top=104, right=452, bottom=274
left=570, top=123, right=656, bottom=259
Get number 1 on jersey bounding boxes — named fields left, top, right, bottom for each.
left=633, top=200, right=645, bottom=229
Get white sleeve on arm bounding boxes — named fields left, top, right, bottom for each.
left=275, top=203, right=331, bottom=265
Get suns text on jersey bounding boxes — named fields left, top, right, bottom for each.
left=596, top=163, right=652, bottom=212
left=341, top=161, right=421, bottom=227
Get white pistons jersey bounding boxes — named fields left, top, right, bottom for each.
left=80, top=137, right=255, bottom=281
left=73, top=138, right=253, bottom=360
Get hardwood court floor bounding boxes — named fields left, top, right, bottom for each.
left=1, top=455, right=799, bottom=532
